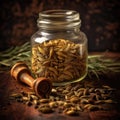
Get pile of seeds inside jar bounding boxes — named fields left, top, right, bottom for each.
left=9, top=83, right=118, bottom=116
left=31, top=39, right=87, bottom=84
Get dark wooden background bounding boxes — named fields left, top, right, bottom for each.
left=0, top=0, right=120, bottom=52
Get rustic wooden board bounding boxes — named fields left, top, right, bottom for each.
left=0, top=71, right=120, bottom=120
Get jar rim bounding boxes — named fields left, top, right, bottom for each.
left=37, top=10, right=81, bottom=29
left=39, top=10, right=79, bottom=18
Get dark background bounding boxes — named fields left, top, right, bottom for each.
left=0, top=0, right=120, bottom=52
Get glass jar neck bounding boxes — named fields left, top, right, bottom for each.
left=37, top=10, right=81, bottom=30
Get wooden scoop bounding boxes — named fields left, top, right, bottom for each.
left=11, top=62, right=52, bottom=98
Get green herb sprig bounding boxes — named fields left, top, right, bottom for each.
left=0, top=42, right=120, bottom=78
left=88, top=55, right=120, bottom=79
left=0, top=42, right=31, bottom=71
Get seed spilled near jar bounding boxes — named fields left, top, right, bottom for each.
left=9, top=82, right=118, bottom=116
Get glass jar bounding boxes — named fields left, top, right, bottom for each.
left=31, top=10, right=88, bottom=86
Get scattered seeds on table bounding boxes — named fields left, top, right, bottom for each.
left=9, top=84, right=118, bottom=115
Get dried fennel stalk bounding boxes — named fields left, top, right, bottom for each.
left=0, top=42, right=120, bottom=79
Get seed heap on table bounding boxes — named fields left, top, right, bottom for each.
left=10, top=83, right=117, bottom=116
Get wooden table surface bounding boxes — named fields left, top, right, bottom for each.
left=0, top=52, right=120, bottom=120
